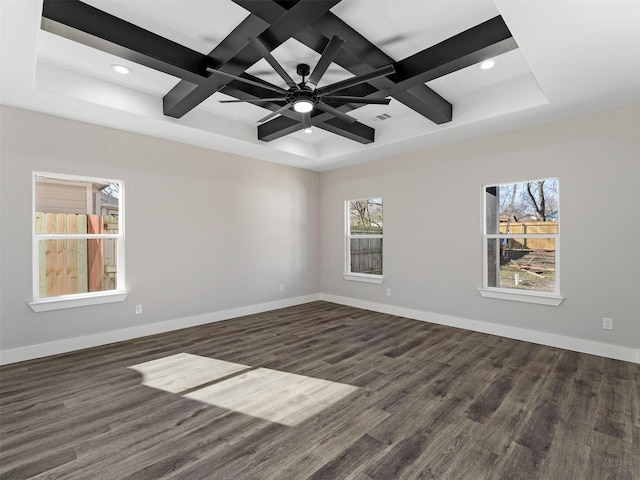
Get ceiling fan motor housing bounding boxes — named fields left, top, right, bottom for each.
left=296, top=63, right=311, bottom=77
left=287, top=87, right=318, bottom=107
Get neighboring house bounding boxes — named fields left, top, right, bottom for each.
left=100, top=191, right=119, bottom=216
left=35, top=178, right=117, bottom=216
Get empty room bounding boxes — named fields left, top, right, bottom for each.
left=1, top=0, right=639, bottom=478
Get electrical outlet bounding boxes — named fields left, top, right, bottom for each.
left=279, top=284, right=284, bottom=292
left=602, top=317, right=613, bottom=330
left=135, top=304, right=143, bottom=315
left=386, top=288, right=392, bottom=297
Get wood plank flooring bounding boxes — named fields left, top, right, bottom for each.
left=1, top=301, right=639, bottom=479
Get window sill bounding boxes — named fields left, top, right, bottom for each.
left=478, top=288, right=564, bottom=306
left=343, top=273, right=384, bottom=284
left=29, top=291, right=129, bottom=312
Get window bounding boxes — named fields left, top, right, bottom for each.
left=344, top=197, right=383, bottom=283
left=480, top=178, right=562, bottom=305
left=30, top=172, right=127, bottom=311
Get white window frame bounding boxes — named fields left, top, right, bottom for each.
left=30, top=171, right=128, bottom=312
left=343, top=197, right=384, bottom=284
left=478, top=178, right=564, bottom=306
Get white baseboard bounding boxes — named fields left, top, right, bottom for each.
left=0, top=294, right=321, bottom=365
left=320, top=294, right=640, bottom=364
left=3, top=293, right=638, bottom=365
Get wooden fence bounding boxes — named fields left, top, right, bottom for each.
left=499, top=222, right=557, bottom=250
left=350, top=238, right=383, bottom=275
left=35, top=213, right=117, bottom=298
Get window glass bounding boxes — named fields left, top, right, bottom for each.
left=484, top=179, right=558, bottom=295
left=34, top=173, right=123, bottom=301
left=346, top=198, right=383, bottom=277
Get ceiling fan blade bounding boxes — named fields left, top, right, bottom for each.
left=206, top=67, right=288, bottom=95
left=316, top=64, right=396, bottom=96
left=219, top=98, right=287, bottom=103
left=258, top=104, right=293, bottom=123
left=301, top=112, right=312, bottom=130
left=322, top=96, right=391, bottom=105
left=306, top=36, right=345, bottom=89
left=248, top=37, right=300, bottom=90
left=315, top=102, right=357, bottom=124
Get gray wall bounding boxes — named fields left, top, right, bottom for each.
left=0, top=106, right=320, bottom=350
left=2, top=105, right=638, bottom=357
left=320, top=105, right=640, bottom=350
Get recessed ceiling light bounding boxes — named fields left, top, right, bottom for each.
left=304, top=127, right=313, bottom=134
left=111, top=64, right=131, bottom=75
left=479, top=59, right=496, bottom=70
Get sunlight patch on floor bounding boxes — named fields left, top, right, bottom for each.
left=128, top=354, right=358, bottom=426
left=185, top=367, right=358, bottom=426
left=128, top=352, right=249, bottom=393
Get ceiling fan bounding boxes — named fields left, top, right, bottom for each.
left=206, top=36, right=395, bottom=131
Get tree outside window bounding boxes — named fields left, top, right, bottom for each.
left=484, top=179, right=559, bottom=294
left=346, top=198, right=383, bottom=277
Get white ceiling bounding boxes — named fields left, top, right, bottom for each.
left=1, top=0, right=639, bottom=172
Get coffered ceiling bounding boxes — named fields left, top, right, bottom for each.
left=1, top=1, right=639, bottom=171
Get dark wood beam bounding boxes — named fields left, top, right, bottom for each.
left=304, top=12, right=453, bottom=123
left=238, top=3, right=454, bottom=128
left=231, top=0, right=287, bottom=24
left=257, top=8, right=516, bottom=142
left=231, top=1, right=400, bottom=142
left=242, top=5, right=515, bottom=131
left=163, top=13, right=271, bottom=118
left=392, top=16, right=517, bottom=90
left=300, top=14, right=515, bottom=127
left=163, top=0, right=341, bottom=118
left=216, top=0, right=379, bottom=142
left=207, top=14, right=270, bottom=69
left=321, top=117, right=375, bottom=143
left=258, top=112, right=375, bottom=143
left=394, top=86, right=453, bottom=124
left=41, top=0, right=207, bottom=84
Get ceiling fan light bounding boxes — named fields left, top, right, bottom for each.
left=293, top=99, right=314, bottom=113
left=304, top=127, right=313, bottom=134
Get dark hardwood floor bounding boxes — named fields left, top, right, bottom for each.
left=1, top=301, right=638, bottom=479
